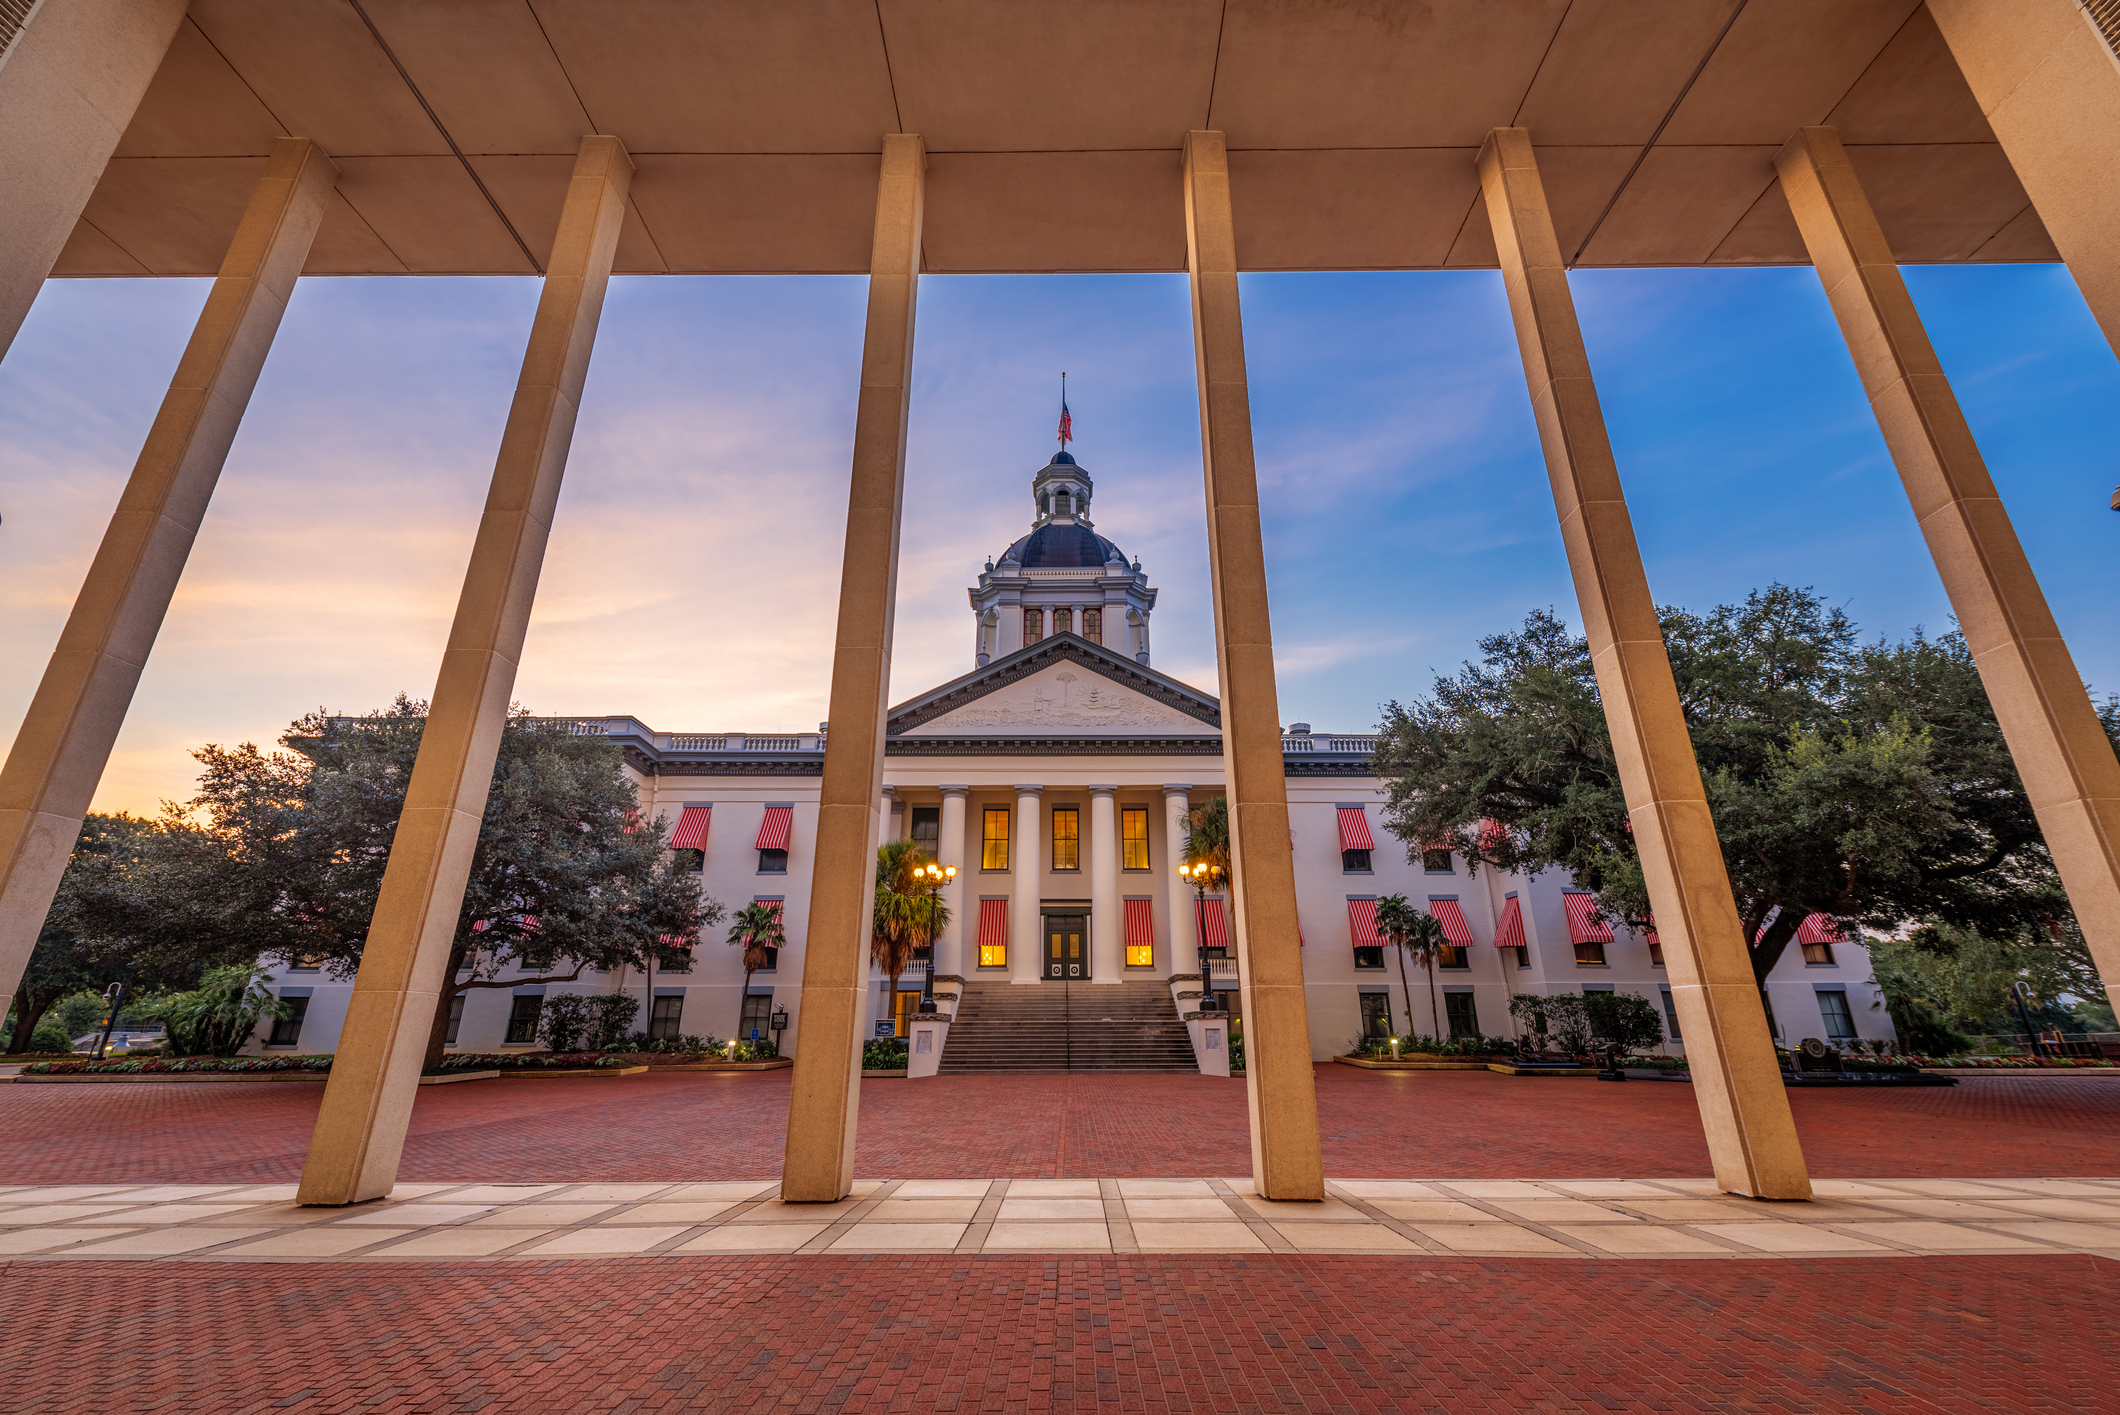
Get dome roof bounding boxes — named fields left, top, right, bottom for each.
left=1000, top=523, right=1126, bottom=569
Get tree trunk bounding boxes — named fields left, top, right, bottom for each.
left=1393, top=944, right=1412, bottom=1040
left=738, top=965, right=755, bottom=1042
left=421, top=945, right=469, bottom=1073
left=6, top=986, right=64, bottom=1053
left=1426, top=958, right=1440, bottom=1040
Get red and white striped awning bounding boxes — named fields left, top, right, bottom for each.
left=1336, top=806, right=1376, bottom=852
left=669, top=804, right=712, bottom=851
left=1563, top=892, right=1613, bottom=944
left=1346, top=897, right=1382, bottom=948
left=976, top=898, right=1009, bottom=950
left=1124, top=898, right=1156, bottom=948
left=1493, top=895, right=1525, bottom=949
left=753, top=897, right=784, bottom=920
left=1796, top=913, right=1846, bottom=944
left=754, top=806, right=793, bottom=851
left=1428, top=898, right=1474, bottom=949
left=1198, top=897, right=1232, bottom=950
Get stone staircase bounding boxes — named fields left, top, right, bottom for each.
left=939, top=980, right=1200, bottom=1074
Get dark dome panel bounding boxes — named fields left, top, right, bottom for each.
left=1005, top=524, right=1123, bottom=568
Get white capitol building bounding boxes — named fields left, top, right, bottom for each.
left=263, top=444, right=1890, bottom=1069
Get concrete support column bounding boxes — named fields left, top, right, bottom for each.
left=0, top=138, right=336, bottom=1022
left=1928, top=0, right=2120, bottom=356
left=1163, top=786, right=1194, bottom=975
left=1778, top=125, right=2120, bottom=1017
left=295, top=136, right=631, bottom=1206
left=778, top=134, right=924, bottom=1204
left=1181, top=131, right=1323, bottom=1202
left=935, top=786, right=968, bottom=978
left=0, top=0, right=187, bottom=357
left=1476, top=127, right=1809, bottom=1200
left=1011, top=784, right=1043, bottom=983
left=1089, top=786, right=1121, bottom=982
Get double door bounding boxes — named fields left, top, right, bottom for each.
left=1044, top=913, right=1087, bottom=980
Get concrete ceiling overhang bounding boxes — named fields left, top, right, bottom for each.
left=54, top=0, right=2056, bottom=279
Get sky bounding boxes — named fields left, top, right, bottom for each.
left=2, top=260, right=2116, bottom=817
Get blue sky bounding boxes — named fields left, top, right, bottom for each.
left=2, top=260, right=2115, bottom=814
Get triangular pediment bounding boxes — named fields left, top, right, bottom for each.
left=889, top=635, right=1220, bottom=737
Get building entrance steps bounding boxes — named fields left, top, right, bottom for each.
left=940, top=980, right=1198, bottom=1073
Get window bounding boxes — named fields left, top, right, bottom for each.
left=445, top=994, right=466, bottom=1044
left=1438, top=944, right=1469, bottom=969
left=1760, top=989, right=1781, bottom=1040
left=286, top=953, right=322, bottom=973
left=1121, top=807, right=1150, bottom=870
left=1659, top=987, right=1682, bottom=1041
left=740, top=993, right=774, bottom=1041
left=911, top=806, right=939, bottom=856
left=1358, top=992, right=1394, bottom=1037
left=1054, top=607, right=1073, bottom=636
left=1354, top=944, right=1385, bottom=970
left=757, top=848, right=788, bottom=874
left=1647, top=935, right=1665, bottom=966
left=890, top=988, right=924, bottom=1037
left=1083, top=608, right=1102, bottom=645
left=977, top=898, right=1008, bottom=968
left=1024, top=608, right=1044, bottom=644
left=1444, top=992, right=1479, bottom=1039
left=266, top=996, right=309, bottom=1047
left=1422, top=849, right=1454, bottom=873
left=1051, top=807, right=1079, bottom=870
left=1574, top=940, right=1607, bottom=965
left=1802, top=938, right=1836, bottom=966
left=505, top=995, right=543, bottom=1044
left=1512, top=945, right=1530, bottom=969
left=674, top=848, right=704, bottom=874
left=1817, top=989, right=1857, bottom=1041
left=648, top=994, right=684, bottom=1040
left=1341, top=848, right=1373, bottom=873
left=982, top=807, right=1011, bottom=870
left=660, top=947, right=692, bottom=975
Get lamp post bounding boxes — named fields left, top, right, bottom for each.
left=1178, top=860, right=1226, bottom=1014
left=2012, top=980, right=2045, bottom=1059
left=917, top=860, right=956, bottom=1018
left=94, top=981, right=126, bottom=1059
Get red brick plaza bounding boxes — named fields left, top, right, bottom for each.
left=3, top=1065, right=2118, bottom=1185
left=5, top=1068, right=2120, bottom=1413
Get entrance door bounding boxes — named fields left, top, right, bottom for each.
left=1045, top=914, right=1087, bottom=980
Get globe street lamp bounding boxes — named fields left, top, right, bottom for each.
left=1178, top=860, right=1227, bottom=1014
left=917, top=860, right=957, bottom=1017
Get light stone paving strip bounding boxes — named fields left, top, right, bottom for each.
left=0, top=1178, right=2116, bottom=1262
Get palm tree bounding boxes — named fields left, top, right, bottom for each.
left=1181, top=795, right=1230, bottom=880
left=1373, top=894, right=1419, bottom=1042
left=726, top=901, right=786, bottom=1041
left=872, top=838, right=948, bottom=1039
left=1393, top=904, right=1449, bottom=1042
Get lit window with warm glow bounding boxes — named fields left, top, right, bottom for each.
left=1051, top=807, right=1079, bottom=870
left=982, top=807, right=1010, bottom=870
left=1121, top=807, right=1149, bottom=870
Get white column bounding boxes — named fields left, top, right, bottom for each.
left=1163, top=785, right=1194, bottom=975
left=1011, top=784, right=1043, bottom=983
left=1089, top=786, right=1121, bottom=983
left=936, top=786, right=968, bottom=978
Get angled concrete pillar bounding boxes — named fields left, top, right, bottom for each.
left=296, top=136, right=632, bottom=1205
left=1089, top=785, right=1121, bottom=982
left=1477, top=128, right=1810, bottom=1200
left=1778, top=126, right=2120, bottom=1018
left=779, top=133, right=924, bottom=1204
left=0, top=138, right=336, bottom=1025
left=1010, top=784, right=1043, bottom=983
left=0, top=0, right=187, bottom=358
left=1181, top=131, right=1324, bottom=1203
left=1927, top=0, right=2120, bottom=356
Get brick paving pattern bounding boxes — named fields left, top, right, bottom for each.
left=2, top=1252, right=2113, bottom=1414
left=5, top=1067, right=2120, bottom=1184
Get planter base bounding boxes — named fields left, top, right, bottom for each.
left=418, top=1070, right=499, bottom=1085
left=861, top=1069, right=910, bottom=1078
left=10, top=1071, right=328, bottom=1083
left=1484, top=1063, right=1602, bottom=1077
left=653, top=1058, right=793, bottom=1072
left=491, top=1065, right=649, bottom=1079
left=1334, top=1055, right=1493, bottom=1071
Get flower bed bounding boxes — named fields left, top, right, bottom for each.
left=20, top=1055, right=332, bottom=1076
left=1902, top=1054, right=2116, bottom=1070
left=428, top=1052, right=640, bottom=1073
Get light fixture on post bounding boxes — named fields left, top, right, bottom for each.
left=1179, top=860, right=1227, bottom=1015
left=918, top=860, right=956, bottom=1017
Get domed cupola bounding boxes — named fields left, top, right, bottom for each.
left=969, top=432, right=1158, bottom=669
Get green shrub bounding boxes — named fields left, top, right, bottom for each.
left=29, top=1022, right=74, bottom=1055
left=136, top=966, right=290, bottom=1056
left=862, top=1039, right=906, bottom=1070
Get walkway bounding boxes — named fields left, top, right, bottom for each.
left=6, top=1066, right=2120, bottom=1184
left=5, top=1174, right=2120, bottom=1262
